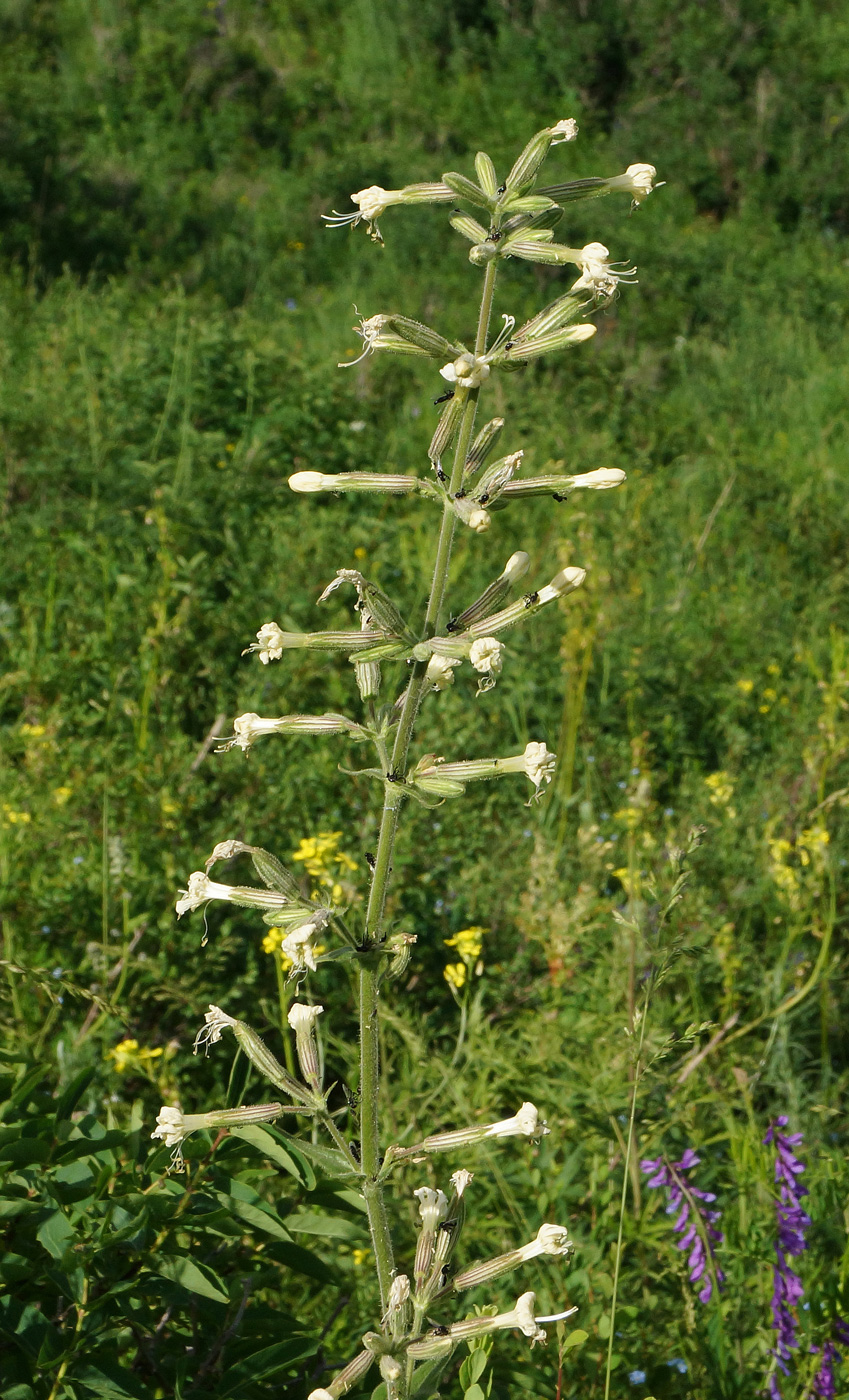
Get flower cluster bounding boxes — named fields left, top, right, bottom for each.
left=641, top=1148, right=724, bottom=1303
left=763, top=1117, right=811, bottom=1398
left=812, top=1320, right=849, bottom=1397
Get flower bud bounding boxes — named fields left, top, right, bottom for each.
left=505, top=128, right=556, bottom=193
left=472, top=451, right=522, bottom=505
left=500, top=467, right=624, bottom=500
left=440, top=354, right=491, bottom=389
left=502, top=323, right=596, bottom=360
left=469, top=242, right=499, bottom=266
left=151, top=1101, right=283, bottom=1167
left=287, top=1003, right=324, bottom=1090
left=464, top=417, right=505, bottom=478
left=289, top=471, right=420, bottom=495
left=474, top=151, right=498, bottom=197
left=450, top=213, right=489, bottom=244
left=442, top=171, right=491, bottom=209
left=428, top=393, right=465, bottom=466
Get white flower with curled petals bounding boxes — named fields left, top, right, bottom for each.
left=255, top=622, right=285, bottom=664
left=426, top=654, right=462, bottom=691
left=521, top=742, right=556, bottom=792
left=469, top=637, right=504, bottom=677
left=550, top=118, right=579, bottom=143
left=440, top=353, right=491, bottom=389
left=570, top=242, right=637, bottom=299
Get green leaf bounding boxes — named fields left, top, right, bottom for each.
left=154, top=1255, right=229, bottom=1303
left=464, top=1385, right=486, bottom=1400
left=597, top=1312, right=611, bottom=1340
left=271, top=1128, right=350, bottom=1183
left=227, top=1196, right=292, bottom=1241
left=267, top=1240, right=336, bottom=1283
left=74, top=1360, right=153, bottom=1398
left=225, top=1049, right=250, bottom=1109
left=53, top=1130, right=126, bottom=1164
left=562, top=1328, right=588, bottom=1351
left=0, top=1138, right=50, bottom=1167
left=465, top=1351, right=488, bottom=1385
left=215, top=1337, right=319, bottom=1395
left=228, top=1124, right=309, bottom=1186
left=36, top=1209, right=76, bottom=1260
left=54, top=1067, right=97, bottom=1126
left=285, top=1212, right=365, bottom=1240
left=410, top=1353, right=453, bottom=1399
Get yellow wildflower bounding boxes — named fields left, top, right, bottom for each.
left=704, top=771, right=736, bottom=818
left=20, top=723, right=47, bottom=738
left=352, top=1247, right=372, bottom=1267
left=108, top=1039, right=164, bottom=1074
left=736, top=679, right=754, bottom=695
left=444, top=927, right=486, bottom=962
left=291, top=831, right=358, bottom=904
left=2, top=804, right=31, bottom=826
left=444, top=962, right=467, bottom=991
left=614, top=805, right=643, bottom=830
left=52, top=786, right=73, bottom=806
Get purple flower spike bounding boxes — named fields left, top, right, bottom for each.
left=811, top=1318, right=849, bottom=1397
left=641, top=1147, right=724, bottom=1304
left=762, top=1118, right=812, bottom=1397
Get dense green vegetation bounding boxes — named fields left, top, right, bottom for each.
left=1, top=3, right=849, bottom=1398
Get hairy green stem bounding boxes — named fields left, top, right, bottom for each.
left=356, top=259, right=499, bottom=1314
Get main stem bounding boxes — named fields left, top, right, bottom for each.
left=357, top=260, right=498, bottom=1312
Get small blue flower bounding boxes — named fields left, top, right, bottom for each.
left=665, top=807, right=675, bottom=817
left=73, top=855, right=84, bottom=865
left=631, top=767, right=640, bottom=775
left=600, top=811, right=610, bottom=820
left=51, top=968, right=63, bottom=979
left=628, top=1371, right=647, bottom=1385
left=586, top=754, right=595, bottom=763
left=285, top=298, right=297, bottom=310
left=617, top=781, right=627, bottom=789
left=667, top=1359, right=688, bottom=1374
left=41, top=925, right=51, bottom=933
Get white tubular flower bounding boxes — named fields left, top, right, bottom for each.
left=353, top=186, right=395, bottom=222
left=449, top=1291, right=547, bottom=1346
left=151, top=1102, right=282, bottom=1166
left=255, top=621, right=285, bottom=664
left=469, top=637, right=503, bottom=677
left=532, top=1223, right=572, bottom=1256
left=519, top=741, right=556, bottom=792
left=570, top=242, right=637, bottom=299
left=537, top=566, right=588, bottom=606
left=289, top=470, right=419, bottom=495
left=414, top=1186, right=449, bottom=1230
left=388, top=1274, right=410, bottom=1310
left=287, top=1002, right=324, bottom=1088
left=426, top=654, right=462, bottom=691
left=550, top=118, right=579, bottom=143
left=450, top=1168, right=474, bottom=1197
left=503, top=551, right=531, bottom=582
left=287, top=1002, right=323, bottom=1033
left=339, top=311, right=392, bottom=367
left=175, top=871, right=296, bottom=918
left=569, top=468, right=626, bottom=490
left=452, top=1223, right=571, bottom=1292
left=487, top=1101, right=547, bottom=1139
left=226, top=711, right=356, bottom=753
left=281, top=915, right=328, bottom=973
left=609, top=162, right=659, bottom=205
left=194, top=1004, right=236, bottom=1052
left=440, top=353, right=491, bottom=389
left=323, top=182, right=454, bottom=241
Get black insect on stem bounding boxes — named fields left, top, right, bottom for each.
left=524, top=591, right=540, bottom=607
left=433, top=390, right=455, bottom=405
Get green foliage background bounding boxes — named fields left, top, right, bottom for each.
left=1, top=2, right=848, bottom=1398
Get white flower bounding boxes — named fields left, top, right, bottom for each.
left=352, top=185, right=395, bottom=222
left=339, top=312, right=393, bottom=367
left=176, top=871, right=217, bottom=916
left=232, top=713, right=274, bottom=751
left=569, top=468, right=626, bottom=490
left=256, top=622, right=285, bottom=664
left=450, top=1168, right=474, bottom=1197
left=521, top=741, right=556, bottom=791
left=387, top=1274, right=410, bottom=1311
left=502, top=551, right=530, bottom=583
left=287, top=1003, right=324, bottom=1032
left=414, top=1186, right=448, bottom=1230
left=570, top=242, right=637, bottom=299
left=288, top=471, right=326, bottom=492
left=469, top=637, right=503, bottom=677
left=194, top=1004, right=237, bottom=1054
left=468, top=508, right=491, bottom=533
left=426, top=654, right=462, bottom=691
left=307, top=1391, right=335, bottom=1400
left=512, top=1292, right=548, bottom=1344
left=536, top=566, right=587, bottom=605
left=550, top=118, right=579, bottom=143
left=281, top=915, right=328, bottom=973
left=533, top=1223, right=572, bottom=1256
left=440, top=353, right=491, bottom=389
left=152, top=1106, right=186, bottom=1148
left=485, top=1101, right=548, bottom=1139
left=620, top=162, right=658, bottom=204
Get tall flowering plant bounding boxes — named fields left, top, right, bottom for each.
left=153, top=123, right=658, bottom=1396
left=763, top=1117, right=811, bottom=1398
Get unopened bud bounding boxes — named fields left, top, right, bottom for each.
left=289, top=471, right=419, bottom=495
left=287, top=1003, right=324, bottom=1091
left=464, top=417, right=505, bottom=478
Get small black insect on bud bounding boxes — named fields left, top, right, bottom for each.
left=431, top=1325, right=449, bottom=1337
left=365, top=852, right=377, bottom=870
left=434, top=390, right=455, bottom=405
left=524, top=591, right=540, bottom=607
